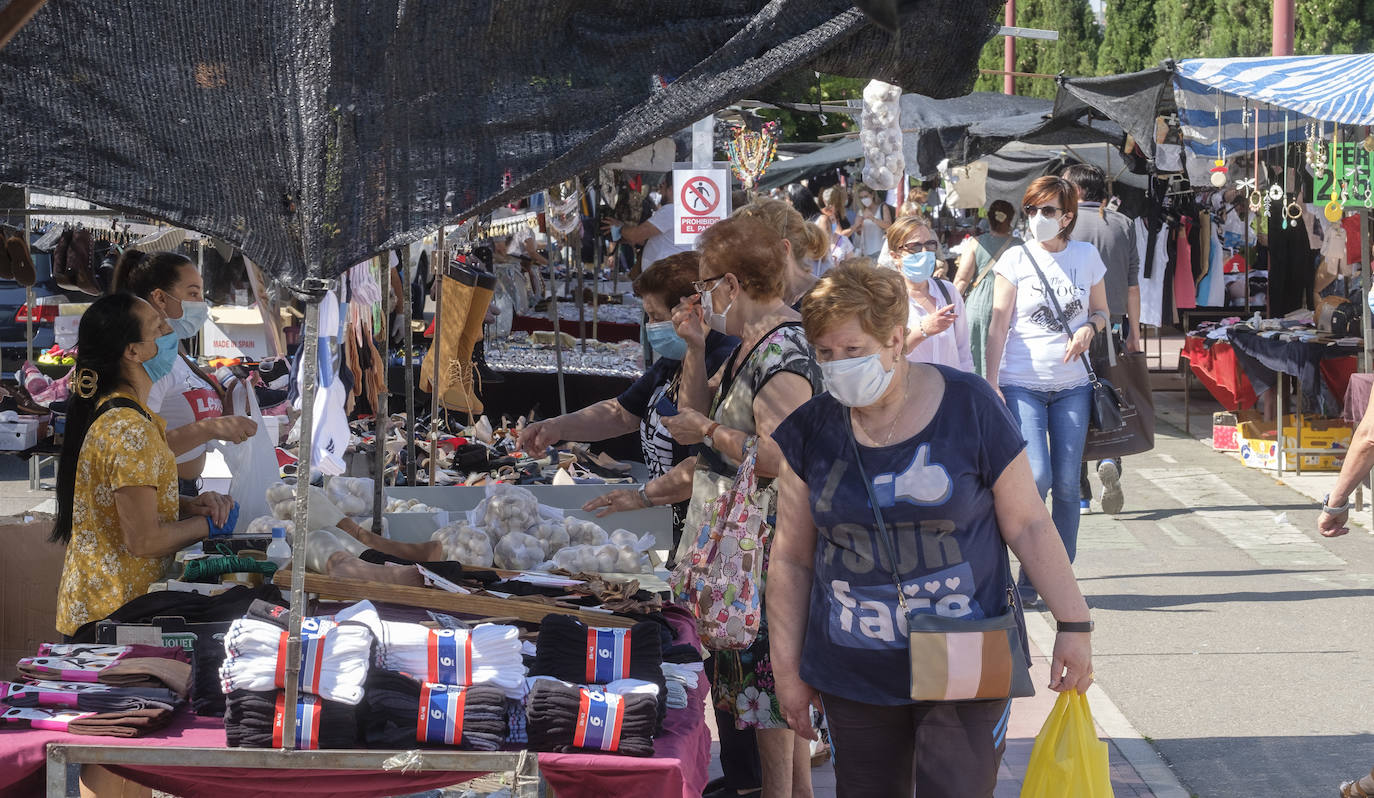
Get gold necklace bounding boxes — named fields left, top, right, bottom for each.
left=855, top=366, right=909, bottom=445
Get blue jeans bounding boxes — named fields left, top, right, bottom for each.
left=1001, top=383, right=1092, bottom=598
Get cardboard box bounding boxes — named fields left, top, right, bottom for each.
left=0, top=520, right=64, bottom=680
left=0, top=420, right=39, bottom=451
left=202, top=306, right=272, bottom=360
left=1238, top=415, right=1353, bottom=471
left=1212, top=410, right=1262, bottom=452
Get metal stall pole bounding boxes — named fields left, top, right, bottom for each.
left=548, top=192, right=568, bottom=415
left=574, top=179, right=587, bottom=353
left=372, top=254, right=390, bottom=527
left=283, top=279, right=327, bottom=750
left=403, top=244, right=417, bottom=486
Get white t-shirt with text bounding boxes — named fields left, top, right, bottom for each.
left=993, top=240, right=1106, bottom=391
left=147, top=355, right=223, bottom=464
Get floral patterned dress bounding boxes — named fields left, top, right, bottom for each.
left=678, top=322, right=822, bottom=730
left=56, top=391, right=180, bottom=636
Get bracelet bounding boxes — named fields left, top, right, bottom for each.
left=1056, top=620, right=1095, bottom=633
left=637, top=484, right=653, bottom=508
left=1323, top=493, right=1351, bottom=515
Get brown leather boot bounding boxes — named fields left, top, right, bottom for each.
left=418, top=262, right=476, bottom=396
left=439, top=270, right=496, bottom=416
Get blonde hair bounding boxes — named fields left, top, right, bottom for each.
left=801, top=259, right=908, bottom=343
left=885, top=215, right=935, bottom=255
left=821, top=185, right=848, bottom=213
left=732, top=198, right=828, bottom=261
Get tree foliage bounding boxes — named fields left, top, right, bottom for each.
left=970, top=0, right=1102, bottom=98
left=1097, top=0, right=1156, bottom=74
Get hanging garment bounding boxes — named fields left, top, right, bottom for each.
left=1136, top=218, right=1167, bottom=328
left=1173, top=217, right=1197, bottom=312
left=1266, top=198, right=1316, bottom=318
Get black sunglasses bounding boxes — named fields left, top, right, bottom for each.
left=897, top=240, right=939, bottom=254
left=1023, top=205, right=1064, bottom=218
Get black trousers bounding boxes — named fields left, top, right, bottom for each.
left=820, top=692, right=1009, bottom=798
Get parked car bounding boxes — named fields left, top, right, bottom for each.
left=0, top=251, right=84, bottom=375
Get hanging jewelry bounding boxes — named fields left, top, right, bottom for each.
left=1210, top=93, right=1228, bottom=188
left=1248, top=105, right=1264, bottom=213
left=726, top=120, right=780, bottom=192
left=1307, top=120, right=1329, bottom=178
left=1282, top=111, right=1302, bottom=228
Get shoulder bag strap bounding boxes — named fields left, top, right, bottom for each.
left=970, top=237, right=1015, bottom=292
left=1018, top=243, right=1097, bottom=383
left=846, top=420, right=909, bottom=614
left=933, top=278, right=952, bottom=306
left=95, top=396, right=152, bottom=423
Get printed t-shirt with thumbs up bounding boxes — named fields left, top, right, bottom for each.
left=771, top=365, right=1026, bottom=705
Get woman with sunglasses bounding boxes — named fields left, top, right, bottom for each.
left=666, top=215, right=824, bottom=798
left=984, top=176, right=1110, bottom=606
left=886, top=217, right=973, bottom=372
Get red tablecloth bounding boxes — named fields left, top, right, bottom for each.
left=1181, top=337, right=1258, bottom=410
left=0, top=610, right=710, bottom=798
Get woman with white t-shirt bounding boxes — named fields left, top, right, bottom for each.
left=884, top=217, right=974, bottom=372
left=113, top=250, right=258, bottom=495
left=984, top=176, right=1109, bottom=606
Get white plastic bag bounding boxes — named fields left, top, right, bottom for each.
left=215, top=378, right=279, bottom=523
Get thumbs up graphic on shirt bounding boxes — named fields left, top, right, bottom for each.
left=872, top=444, right=952, bottom=507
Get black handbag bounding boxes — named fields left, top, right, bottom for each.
left=1019, top=245, right=1125, bottom=434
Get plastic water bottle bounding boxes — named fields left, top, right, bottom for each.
left=266, top=526, right=291, bottom=570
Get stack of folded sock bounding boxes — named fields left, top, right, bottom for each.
left=524, top=676, right=657, bottom=757
left=224, top=689, right=359, bottom=749
left=0, top=705, right=174, bottom=737
left=1, top=680, right=181, bottom=713
left=218, top=603, right=373, bottom=704
left=531, top=614, right=666, bottom=730
left=361, top=669, right=507, bottom=751
left=335, top=601, right=525, bottom=698
left=660, top=642, right=705, bottom=710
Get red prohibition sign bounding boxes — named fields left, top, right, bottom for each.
left=679, top=176, right=721, bottom=216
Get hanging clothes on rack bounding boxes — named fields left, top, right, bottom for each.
left=1136, top=217, right=1168, bottom=328
left=1173, top=215, right=1197, bottom=314
left=1266, top=198, right=1315, bottom=318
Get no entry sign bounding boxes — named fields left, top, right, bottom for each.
left=673, top=166, right=729, bottom=245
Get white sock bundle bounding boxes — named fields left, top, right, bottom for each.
left=218, top=618, right=373, bottom=705
left=335, top=602, right=526, bottom=698
left=526, top=674, right=661, bottom=698
left=660, top=662, right=702, bottom=710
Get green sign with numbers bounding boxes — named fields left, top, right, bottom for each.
left=1312, top=141, right=1374, bottom=207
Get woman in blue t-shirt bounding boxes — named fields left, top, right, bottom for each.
left=769, top=260, right=1094, bottom=798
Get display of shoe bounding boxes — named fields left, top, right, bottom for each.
left=1098, top=459, right=1124, bottom=515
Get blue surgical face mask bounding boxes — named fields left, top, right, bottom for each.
left=901, top=251, right=936, bottom=283
left=141, top=331, right=180, bottom=383
left=168, top=299, right=208, bottom=340
left=645, top=320, right=687, bottom=360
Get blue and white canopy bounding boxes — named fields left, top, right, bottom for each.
left=1174, top=55, right=1374, bottom=157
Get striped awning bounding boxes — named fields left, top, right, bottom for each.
left=1172, top=55, right=1374, bottom=158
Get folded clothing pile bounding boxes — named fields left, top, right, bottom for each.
left=361, top=669, right=507, bottom=751
left=1, top=680, right=181, bottom=713
left=531, top=614, right=666, bottom=730
left=218, top=601, right=373, bottom=705
left=17, top=650, right=192, bottom=700
left=524, top=676, right=657, bottom=757
left=335, top=601, right=525, bottom=698
left=0, top=705, right=174, bottom=737
left=660, top=642, right=705, bottom=710
left=224, top=689, right=359, bottom=749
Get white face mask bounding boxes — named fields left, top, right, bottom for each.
left=699, top=280, right=734, bottom=334
left=821, top=352, right=895, bottom=408
left=860, top=197, right=874, bottom=208
left=1028, top=211, right=1062, bottom=243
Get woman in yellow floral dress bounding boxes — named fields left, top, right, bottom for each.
left=53, top=293, right=238, bottom=638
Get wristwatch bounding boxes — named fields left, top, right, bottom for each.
left=637, top=484, right=653, bottom=508
left=1056, top=620, right=1095, bottom=633
left=1323, top=493, right=1351, bottom=515
left=702, top=422, right=721, bottom=451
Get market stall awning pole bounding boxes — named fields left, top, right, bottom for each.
left=373, top=254, right=390, bottom=525
left=403, top=244, right=417, bottom=486
left=283, top=281, right=326, bottom=751
left=1363, top=207, right=1372, bottom=373
left=430, top=231, right=445, bottom=488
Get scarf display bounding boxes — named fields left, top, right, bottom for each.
left=224, top=689, right=359, bottom=749
left=335, top=601, right=525, bottom=698
left=218, top=617, right=373, bottom=705
left=361, top=669, right=507, bottom=751
left=524, top=676, right=657, bottom=757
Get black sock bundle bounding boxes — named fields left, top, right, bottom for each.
left=223, top=689, right=359, bottom=749
left=362, top=669, right=507, bottom=751
left=532, top=614, right=666, bottom=729
left=190, top=632, right=228, bottom=716
left=525, top=677, right=657, bottom=757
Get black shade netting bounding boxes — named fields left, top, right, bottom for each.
left=0, top=0, right=999, bottom=288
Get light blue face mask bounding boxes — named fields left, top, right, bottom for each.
left=141, top=331, right=180, bottom=383
left=168, top=300, right=208, bottom=340
left=901, top=251, right=936, bottom=283
left=645, top=320, right=687, bottom=360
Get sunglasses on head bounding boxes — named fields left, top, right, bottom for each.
left=897, top=240, right=939, bottom=254
left=1023, top=205, right=1064, bottom=218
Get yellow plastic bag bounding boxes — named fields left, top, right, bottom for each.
left=1020, top=690, right=1114, bottom=798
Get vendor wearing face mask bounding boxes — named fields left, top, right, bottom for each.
left=112, top=250, right=258, bottom=496
left=853, top=184, right=893, bottom=259
left=767, top=260, right=1093, bottom=796
left=517, top=253, right=737, bottom=557
left=984, top=176, right=1110, bottom=607
left=885, top=217, right=974, bottom=372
